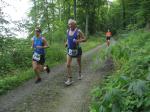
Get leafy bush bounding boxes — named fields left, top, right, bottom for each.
left=0, top=69, right=34, bottom=95
left=90, top=30, right=150, bottom=112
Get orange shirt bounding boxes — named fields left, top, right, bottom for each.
left=106, top=31, right=112, bottom=37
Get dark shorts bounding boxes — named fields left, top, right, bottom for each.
left=33, top=54, right=45, bottom=65
left=67, top=47, right=82, bottom=58
left=106, top=36, right=111, bottom=40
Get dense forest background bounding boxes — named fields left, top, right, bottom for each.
left=1, top=0, right=150, bottom=39
left=0, top=0, right=150, bottom=102
left=0, top=1, right=150, bottom=111
left=0, top=0, right=150, bottom=85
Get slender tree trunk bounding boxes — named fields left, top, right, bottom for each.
left=51, top=0, right=55, bottom=43
left=58, top=0, right=62, bottom=22
left=122, top=0, right=126, bottom=28
left=33, top=0, right=37, bottom=27
left=68, top=1, right=71, bottom=19
left=146, top=21, right=150, bottom=29
left=74, top=0, right=76, bottom=20
left=85, top=1, right=89, bottom=37
left=44, top=0, right=51, bottom=44
left=85, top=14, right=89, bottom=37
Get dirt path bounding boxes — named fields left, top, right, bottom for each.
left=0, top=44, right=113, bottom=112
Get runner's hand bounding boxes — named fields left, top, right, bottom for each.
left=36, top=46, right=43, bottom=48
left=73, top=39, right=80, bottom=44
left=76, top=40, right=81, bottom=43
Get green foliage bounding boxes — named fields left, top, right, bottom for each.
left=82, top=36, right=102, bottom=52
left=105, top=0, right=150, bottom=32
left=90, top=30, right=150, bottom=112
left=45, top=43, right=66, bottom=67
left=0, top=69, right=34, bottom=95
left=27, top=0, right=150, bottom=39
left=0, top=38, right=32, bottom=76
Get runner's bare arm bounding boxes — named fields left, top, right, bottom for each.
left=65, top=40, right=68, bottom=47
left=42, top=38, right=49, bottom=48
left=65, top=30, right=68, bottom=47
left=77, top=30, right=87, bottom=43
left=31, top=39, right=34, bottom=48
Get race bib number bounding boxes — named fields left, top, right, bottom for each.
left=68, top=49, right=78, bottom=57
left=33, top=52, right=41, bottom=61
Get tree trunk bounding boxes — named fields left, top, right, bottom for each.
left=33, top=0, right=37, bottom=27
left=44, top=0, right=51, bottom=44
left=68, top=1, right=71, bottom=20
left=85, top=14, right=89, bottom=37
left=74, top=0, right=76, bottom=20
left=122, top=0, right=126, bottom=29
left=58, top=0, right=62, bottom=22
left=51, top=0, right=55, bottom=43
left=146, top=21, right=150, bottom=29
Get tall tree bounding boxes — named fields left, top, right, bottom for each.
left=33, top=0, right=38, bottom=26
left=43, top=0, right=51, bottom=43
left=121, top=0, right=126, bottom=28
left=74, top=0, right=77, bottom=20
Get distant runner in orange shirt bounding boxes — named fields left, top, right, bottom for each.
left=105, top=29, right=112, bottom=47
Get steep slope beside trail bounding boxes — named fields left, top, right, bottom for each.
left=0, top=43, right=114, bottom=112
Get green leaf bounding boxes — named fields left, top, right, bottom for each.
left=128, top=79, right=147, bottom=97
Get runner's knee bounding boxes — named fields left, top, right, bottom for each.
left=67, top=64, right=71, bottom=68
left=33, top=66, right=38, bottom=71
left=77, top=57, right=81, bottom=62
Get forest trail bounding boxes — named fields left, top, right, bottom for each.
left=0, top=43, right=114, bottom=112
